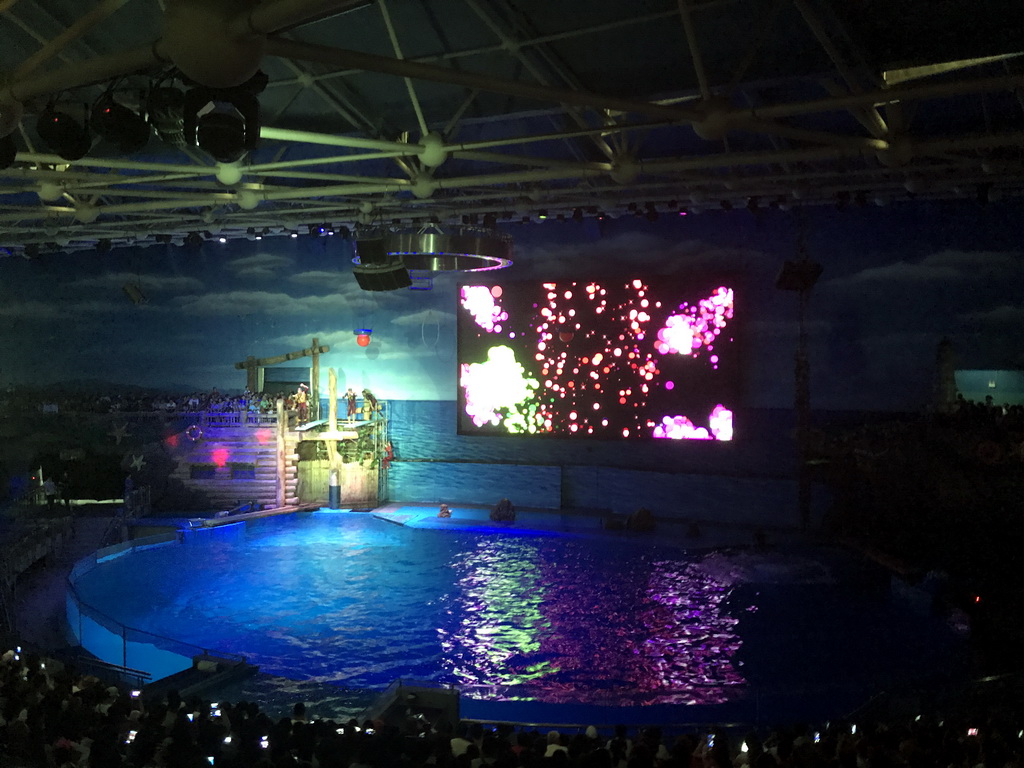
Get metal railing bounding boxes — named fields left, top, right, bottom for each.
left=67, top=533, right=246, bottom=682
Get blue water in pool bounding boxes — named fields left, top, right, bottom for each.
left=71, top=511, right=966, bottom=710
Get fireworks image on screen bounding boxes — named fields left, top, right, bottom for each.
left=458, top=279, right=737, bottom=440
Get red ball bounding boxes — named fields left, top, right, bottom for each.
left=559, top=331, right=574, bottom=342
left=356, top=334, right=371, bottom=347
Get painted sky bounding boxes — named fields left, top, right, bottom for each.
left=0, top=199, right=1021, bottom=410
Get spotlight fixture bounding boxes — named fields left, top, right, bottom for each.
left=746, top=197, right=759, bottom=213
left=572, top=207, right=584, bottom=223
left=36, top=106, right=91, bottom=160
left=95, top=238, right=113, bottom=254
left=183, top=231, right=203, bottom=248
left=23, top=244, right=40, bottom=259
left=537, top=209, right=548, bottom=220
left=183, top=83, right=261, bottom=163
left=482, top=213, right=498, bottom=229
left=147, top=87, right=187, bottom=148
left=91, top=93, right=150, bottom=153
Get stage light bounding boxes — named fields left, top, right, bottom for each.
left=23, top=244, right=40, bottom=259
left=147, top=87, right=187, bottom=148
left=91, top=93, right=150, bottom=153
left=482, top=213, right=498, bottom=228
left=0, top=133, right=16, bottom=170
left=36, top=106, right=91, bottom=160
left=537, top=209, right=548, bottom=220
left=95, top=239, right=112, bottom=254
left=183, top=85, right=261, bottom=163
left=354, top=328, right=372, bottom=347
left=184, top=232, right=203, bottom=248
left=746, top=196, right=760, bottom=213
left=572, top=207, right=584, bottom=222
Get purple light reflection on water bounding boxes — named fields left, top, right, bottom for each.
left=437, top=536, right=745, bottom=705
left=72, top=514, right=746, bottom=706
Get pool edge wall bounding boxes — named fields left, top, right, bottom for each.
left=67, top=530, right=211, bottom=683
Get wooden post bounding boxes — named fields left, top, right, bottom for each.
left=235, top=339, right=329, bottom=399
left=275, top=397, right=286, bottom=508
left=310, top=336, right=321, bottom=421
left=244, top=356, right=258, bottom=392
left=326, top=369, right=340, bottom=473
left=328, top=367, right=338, bottom=432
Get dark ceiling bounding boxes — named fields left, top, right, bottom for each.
left=1, top=0, right=1022, bottom=254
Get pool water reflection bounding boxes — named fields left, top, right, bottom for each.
left=69, top=511, right=963, bottom=707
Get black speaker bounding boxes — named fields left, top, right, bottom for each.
left=353, top=263, right=412, bottom=291
left=354, top=237, right=388, bottom=266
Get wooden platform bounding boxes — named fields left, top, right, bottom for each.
left=192, top=503, right=321, bottom=528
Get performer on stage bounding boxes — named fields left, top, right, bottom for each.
left=361, top=388, right=379, bottom=421
left=295, top=383, right=309, bottom=423
left=345, top=387, right=358, bottom=420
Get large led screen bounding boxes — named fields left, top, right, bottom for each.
left=457, top=277, right=739, bottom=439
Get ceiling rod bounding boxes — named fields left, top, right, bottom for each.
left=262, top=37, right=705, bottom=124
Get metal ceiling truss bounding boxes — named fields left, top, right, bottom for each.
left=0, top=0, right=1022, bottom=255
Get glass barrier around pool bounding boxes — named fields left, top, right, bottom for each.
left=66, top=532, right=246, bottom=683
